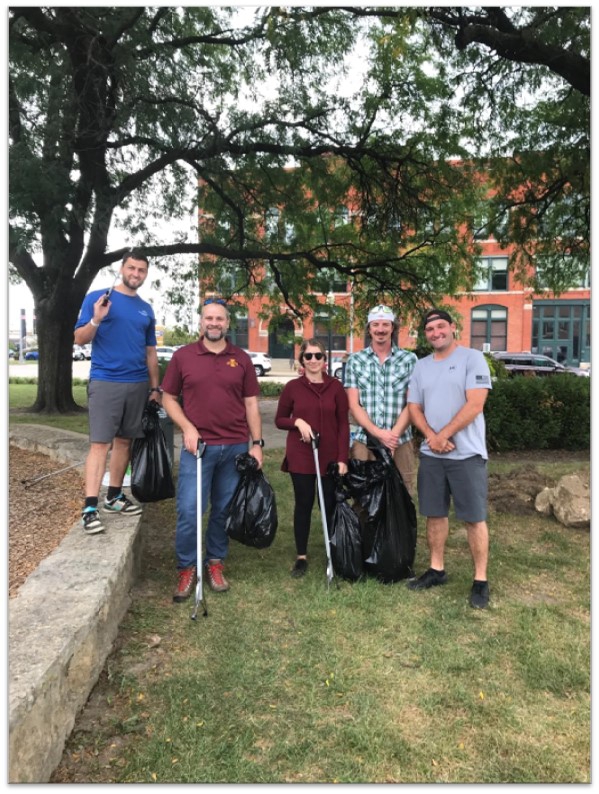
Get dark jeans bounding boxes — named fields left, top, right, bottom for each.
left=175, top=443, right=247, bottom=568
left=289, top=472, right=336, bottom=556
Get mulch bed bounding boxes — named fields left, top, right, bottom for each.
left=9, top=446, right=84, bottom=598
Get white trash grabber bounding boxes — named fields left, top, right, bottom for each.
left=191, top=440, right=208, bottom=620
left=311, top=433, right=335, bottom=588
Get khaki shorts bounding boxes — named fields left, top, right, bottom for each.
left=351, top=438, right=415, bottom=497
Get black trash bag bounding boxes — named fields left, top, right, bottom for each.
left=345, top=457, right=389, bottom=561
left=328, top=465, right=363, bottom=581
left=362, top=436, right=418, bottom=583
left=225, top=453, right=277, bottom=549
left=130, top=401, right=176, bottom=502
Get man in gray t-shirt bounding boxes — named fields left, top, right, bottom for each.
left=407, top=308, right=492, bottom=609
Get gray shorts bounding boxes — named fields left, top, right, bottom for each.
left=417, top=454, right=488, bottom=523
left=88, top=380, right=148, bottom=443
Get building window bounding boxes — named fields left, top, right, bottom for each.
left=535, top=256, right=590, bottom=289
left=230, top=315, right=249, bottom=349
left=315, top=267, right=348, bottom=294
left=471, top=204, right=509, bottom=241
left=265, top=207, right=280, bottom=238
left=334, top=206, right=350, bottom=227
left=473, top=257, right=508, bottom=291
left=314, top=313, right=346, bottom=353
left=470, top=305, right=507, bottom=352
left=532, top=300, right=590, bottom=365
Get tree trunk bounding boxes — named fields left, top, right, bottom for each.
left=30, top=289, right=86, bottom=414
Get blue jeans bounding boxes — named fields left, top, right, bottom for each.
left=175, top=443, right=247, bottom=569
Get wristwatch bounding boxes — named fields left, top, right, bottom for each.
left=149, top=387, right=163, bottom=395
left=252, top=439, right=265, bottom=447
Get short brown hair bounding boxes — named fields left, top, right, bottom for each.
left=122, top=249, right=149, bottom=266
left=298, top=337, right=326, bottom=366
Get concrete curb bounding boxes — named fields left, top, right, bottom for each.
left=9, top=425, right=144, bottom=783
left=8, top=407, right=287, bottom=783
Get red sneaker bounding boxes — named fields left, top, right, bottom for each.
left=173, top=566, right=196, bottom=602
left=205, top=560, right=230, bottom=592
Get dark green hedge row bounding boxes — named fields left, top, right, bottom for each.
left=10, top=373, right=590, bottom=451
left=485, top=375, right=590, bottom=451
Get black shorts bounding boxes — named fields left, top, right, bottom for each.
left=417, top=454, right=488, bottom=523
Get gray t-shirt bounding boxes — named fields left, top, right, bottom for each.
left=407, top=346, right=492, bottom=460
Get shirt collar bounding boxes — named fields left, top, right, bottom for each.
left=197, top=338, right=232, bottom=355
left=367, top=343, right=399, bottom=357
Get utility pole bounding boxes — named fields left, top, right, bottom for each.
left=326, top=291, right=335, bottom=369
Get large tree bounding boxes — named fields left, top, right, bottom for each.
left=421, top=6, right=590, bottom=290
left=9, top=6, right=590, bottom=412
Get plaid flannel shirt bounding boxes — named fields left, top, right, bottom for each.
left=344, top=344, right=417, bottom=445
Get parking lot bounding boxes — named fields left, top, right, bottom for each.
left=9, top=359, right=296, bottom=384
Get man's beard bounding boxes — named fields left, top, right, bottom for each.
left=121, top=275, right=143, bottom=291
left=204, top=327, right=226, bottom=341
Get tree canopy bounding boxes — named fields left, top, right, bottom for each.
left=9, top=6, right=590, bottom=411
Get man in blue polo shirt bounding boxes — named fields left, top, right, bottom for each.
left=74, top=250, right=160, bottom=535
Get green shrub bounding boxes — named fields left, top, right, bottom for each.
left=485, top=353, right=508, bottom=379
left=259, top=380, right=285, bottom=399
left=485, top=375, right=590, bottom=451
left=542, top=374, right=592, bottom=449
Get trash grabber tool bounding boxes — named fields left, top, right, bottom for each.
left=311, top=433, right=335, bottom=588
left=21, top=460, right=84, bottom=488
left=191, top=440, right=208, bottom=620
left=101, top=271, right=120, bottom=306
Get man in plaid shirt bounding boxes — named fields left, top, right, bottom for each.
left=344, top=304, right=417, bottom=495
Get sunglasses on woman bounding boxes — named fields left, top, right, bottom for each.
left=303, top=352, right=324, bottom=361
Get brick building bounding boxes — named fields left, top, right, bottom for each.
left=206, top=241, right=590, bottom=368
left=199, top=181, right=590, bottom=369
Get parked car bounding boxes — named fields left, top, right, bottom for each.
left=72, top=344, right=92, bottom=361
left=8, top=349, right=16, bottom=359
left=329, top=353, right=347, bottom=380
left=243, top=350, right=272, bottom=376
left=492, top=352, right=587, bottom=377
left=24, top=349, right=39, bottom=360
left=156, top=346, right=178, bottom=361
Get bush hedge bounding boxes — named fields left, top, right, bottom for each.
left=485, top=375, right=590, bottom=451
left=9, top=373, right=590, bottom=451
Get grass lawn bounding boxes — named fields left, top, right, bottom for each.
left=9, top=384, right=590, bottom=783
left=51, top=453, right=589, bottom=784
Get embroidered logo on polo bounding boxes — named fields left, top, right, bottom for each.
left=226, top=358, right=239, bottom=367
left=476, top=374, right=491, bottom=384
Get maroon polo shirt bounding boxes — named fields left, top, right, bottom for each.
left=161, top=339, right=260, bottom=444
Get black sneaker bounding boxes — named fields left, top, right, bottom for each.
left=407, top=568, right=448, bottom=590
left=103, top=493, right=142, bottom=515
left=470, top=581, right=490, bottom=609
left=291, top=558, right=308, bottom=578
left=81, top=507, right=105, bottom=535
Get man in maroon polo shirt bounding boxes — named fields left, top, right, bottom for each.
left=161, top=300, right=264, bottom=600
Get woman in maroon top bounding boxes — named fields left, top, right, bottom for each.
left=275, top=338, right=350, bottom=577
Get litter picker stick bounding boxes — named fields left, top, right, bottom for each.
left=21, top=461, right=83, bottom=489
left=101, top=271, right=120, bottom=306
left=311, top=433, right=335, bottom=588
left=191, top=440, right=208, bottom=620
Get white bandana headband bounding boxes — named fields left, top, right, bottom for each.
left=367, top=305, right=395, bottom=323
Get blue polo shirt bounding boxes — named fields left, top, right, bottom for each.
left=75, top=289, right=157, bottom=382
